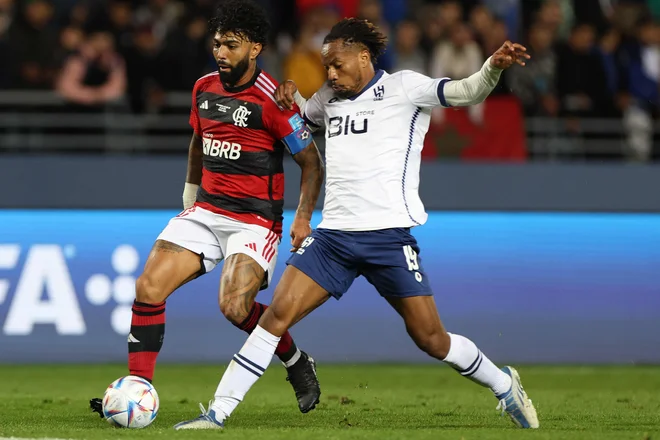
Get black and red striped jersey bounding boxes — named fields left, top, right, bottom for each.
left=189, top=68, right=313, bottom=235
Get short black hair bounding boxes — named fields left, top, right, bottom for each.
left=323, top=18, right=388, bottom=62
left=209, top=0, right=270, bottom=47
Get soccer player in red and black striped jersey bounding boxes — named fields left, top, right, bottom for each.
left=90, top=0, right=324, bottom=418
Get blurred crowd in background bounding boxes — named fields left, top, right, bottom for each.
left=2, top=0, right=660, bottom=160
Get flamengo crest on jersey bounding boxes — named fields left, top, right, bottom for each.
left=189, top=69, right=313, bottom=234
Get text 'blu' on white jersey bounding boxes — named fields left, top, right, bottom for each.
left=303, top=70, right=450, bottom=231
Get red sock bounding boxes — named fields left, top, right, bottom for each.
left=128, top=300, right=166, bottom=382
left=236, top=302, right=297, bottom=362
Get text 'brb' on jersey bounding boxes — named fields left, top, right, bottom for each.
left=303, top=69, right=451, bottom=231
left=189, top=69, right=313, bottom=235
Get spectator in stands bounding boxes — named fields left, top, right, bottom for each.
left=105, top=0, right=134, bottom=56
left=430, top=21, right=485, bottom=124
left=430, top=22, right=482, bottom=81
left=122, top=25, right=165, bottom=113
left=417, top=3, right=444, bottom=55
left=621, top=18, right=660, bottom=161
left=479, top=0, right=520, bottom=40
left=438, top=0, right=462, bottom=38
left=0, top=0, right=14, bottom=88
left=54, top=25, right=84, bottom=68
left=391, top=19, right=426, bottom=74
left=55, top=30, right=126, bottom=109
left=282, top=6, right=337, bottom=98
left=535, top=0, right=573, bottom=40
left=7, top=0, right=58, bottom=89
left=469, top=4, right=495, bottom=49
left=159, top=14, right=214, bottom=91
left=133, top=0, right=185, bottom=50
left=597, top=26, right=628, bottom=116
left=555, top=23, right=610, bottom=119
left=66, top=1, right=89, bottom=28
left=479, top=18, right=512, bottom=96
left=357, top=0, right=394, bottom=71
left=0, top=0, right=14, bottom=35
left=508, top=22, right=559, bottom=116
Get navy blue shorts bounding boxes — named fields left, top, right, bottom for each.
left=286, top=228, right=432, bottom=299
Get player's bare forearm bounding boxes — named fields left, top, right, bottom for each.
left=293, top=143, right=324, bottom=221
left=186, top=133, right=203, bottom=185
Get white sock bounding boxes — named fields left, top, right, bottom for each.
left=442, top=333, right=512, bottom=397
left=211, top=325, right=280, bottom=419
left=282, top=347, right=301, bottom=368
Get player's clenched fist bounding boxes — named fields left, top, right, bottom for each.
left=490, top=41, right=530, bottom=70
left=275, top=80, right=298, bottom=111
left=290, top=215, right=312, bottom=252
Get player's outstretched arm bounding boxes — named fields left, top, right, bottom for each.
left=182, top=133, right=203, bottom=210
left=290, top=142, right=324, bottom=251
left=443, top=41, right=530, bottom=107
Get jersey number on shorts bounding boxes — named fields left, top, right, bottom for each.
left=296, top=237, right=315, bottom=255
left=403, top=245, right=423, bottom=282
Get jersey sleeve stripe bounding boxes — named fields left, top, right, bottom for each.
left=256, top=74, right=277, bottom=91
left=254, top=82, right=280, bottom=107
left=437, top=78, right=452, bottom=108
left=256, top=77, right=275, bottom=93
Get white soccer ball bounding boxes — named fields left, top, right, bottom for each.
left=102, top=375, right=159, bottom=428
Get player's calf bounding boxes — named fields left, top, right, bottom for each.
left=218, top=254, right=265, bottom=326
left=220, top=255, right=321, bottom=413
left=90, top=240, right=203, bottom=419
left=388, top=296, right=538, bottom=427
left=407, top=324, right=451, bottom=360
left=233, top=301, right=319, bottom=413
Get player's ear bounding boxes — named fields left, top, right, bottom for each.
left=251, top=42, right=262, bottom=60
left=360, top=49, right=370, bottom=67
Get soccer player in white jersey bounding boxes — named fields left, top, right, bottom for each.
left=174, top=18, right=539, bottom=430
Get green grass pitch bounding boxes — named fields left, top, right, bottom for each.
left=0, top=364, right=658, bottom=439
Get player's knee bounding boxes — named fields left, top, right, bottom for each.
left=411, top=326, right=451, bottom=359
left=135, top=273, right=167, bottom=304
left=259, top=295, right=294, bottom=336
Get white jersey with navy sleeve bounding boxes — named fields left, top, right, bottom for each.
left=302, top=69, right=452, bottom=231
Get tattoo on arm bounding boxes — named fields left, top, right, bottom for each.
left=293, top=143, right=324, bottom=220
left=186, top=133, right=203, bottom=185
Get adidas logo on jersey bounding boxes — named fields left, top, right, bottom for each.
left=199, top=100, right=209, bottom=109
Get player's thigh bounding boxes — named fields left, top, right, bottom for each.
left=138, top=240, right=206, bottom=302
left=222, top=223, right=280, bottom=291
left=143, top=207, right=223, bottom=300
left=286, top=228, right=358, bottom=300
left=360, top=230, right=432, bottom=299
left=261, top=264, right=331, bottom=336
